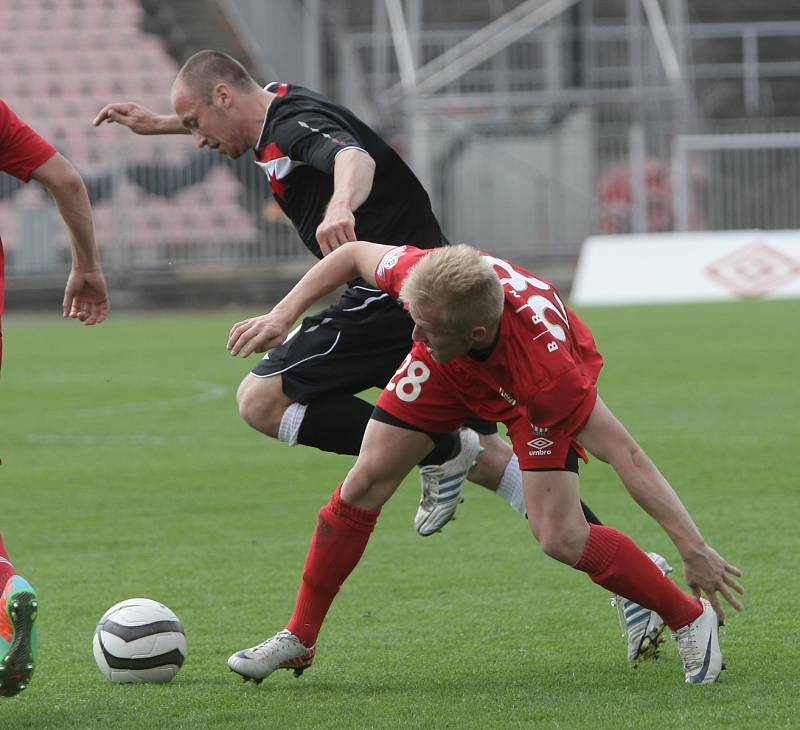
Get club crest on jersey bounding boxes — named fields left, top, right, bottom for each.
left=527, top=426, right=553, bottom=455
left=498, top=387, right=517, bottom=406
left=377, top=246, right=406, bottom=278
left=254, top=141, right=303, bottom=200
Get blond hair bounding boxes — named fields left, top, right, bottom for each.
left=174, top=50, right=260, bottom=104
left=399, top=244, right=504, bottom=333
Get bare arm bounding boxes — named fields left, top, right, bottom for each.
left=93, top=102, right=188, bottom=135
left=315, top=148, right=376, bottom=255
left=576, top=395, right=744, bottom=619
left=227, top=241, right=392, bottom=357
left=30, top=153, right=109, bottom=324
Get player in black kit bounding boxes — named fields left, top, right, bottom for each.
left=94, top=50, right=671, bottom=666
left=94, top=50, right=531, bottom=537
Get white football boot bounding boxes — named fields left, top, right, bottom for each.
left=611, top=552, right=672, bottom=663
left=673, top=598, right=724, bottom=684
left=414, top=428, right=483, bottom=536
left=227, top=629, right=315, bottom=683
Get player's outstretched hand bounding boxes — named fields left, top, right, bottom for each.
left=92, top=102, right=160, bottom=134
left=316, top=202, right=356, bottom=256
left=63, top=269, right=110, bottom=325
left=682, top=545, right=744, bottom=622
left=228, top=314, right=290, bottom=357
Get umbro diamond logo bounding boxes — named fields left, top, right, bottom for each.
left=527, top=437, right=554, bottom=449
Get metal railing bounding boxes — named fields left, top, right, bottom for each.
left=352, top=20, right=800, bottom=109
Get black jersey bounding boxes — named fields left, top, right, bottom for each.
left=253, top=83, right=446, bottom=260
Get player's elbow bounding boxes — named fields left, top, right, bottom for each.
left=361, top=153, right=376, bottom=176
left=337, top=148, right=376, bottom=182
left=37, top=154, right=87, bottom=198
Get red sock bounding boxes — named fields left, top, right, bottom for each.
left=287, top=485, right=380, bottom=647
left=0, top=534, right=16, bottom=591
left=574, top=524, right=702, bottom=631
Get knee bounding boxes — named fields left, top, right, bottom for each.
left=236, top=378, right=260, bottom=427
left=341, top=457, right=398, bottom=511
left=532, top=523, right=588, bottom=566
left=236, top=376, right=284, bottom=436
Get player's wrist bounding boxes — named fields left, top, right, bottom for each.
left=675, top=535, right=707, bottom=559
left=325, top=199, right=353, bottom=216
left=155, top=115, right=188, bottom=134
left=269, top=303, right=298, bottom=330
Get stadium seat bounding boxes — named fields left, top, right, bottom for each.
left=1, top=0, right=258, bottom=259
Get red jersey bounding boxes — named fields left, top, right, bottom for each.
left=0, top=99, right=57, bottom=318
left=374, top=245, right=604, bottom=470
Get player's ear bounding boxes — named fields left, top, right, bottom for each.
left=215, top=83, right=233, bottom=107
left=470, top=324, right=488, bottom=342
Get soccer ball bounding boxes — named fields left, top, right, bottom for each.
left=92, top=598, right=187, bottom=683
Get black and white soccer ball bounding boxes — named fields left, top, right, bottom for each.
left=92, top=598, right=187, bottom=683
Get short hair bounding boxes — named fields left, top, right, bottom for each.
left=399, top=244, right=504, bottom=333
left=174, top=50, right=259, bottom=104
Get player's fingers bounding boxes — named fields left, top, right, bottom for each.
left=240, top=341, right=259, bottom=358
left=91, top=301, right=109, bottom=325
left=724, top=562, right=743, bottom=578
left=229, top=326, right=257, bottom=355
left=82, top=302, right=100, bottom=326
left=107, top=109, right=127, bottom=124
left=92, top=106, right=112, bottom=125
left=718, top=584, right=744, bottom=612
left=228, top=319, right=251, bottom=340
left=228, top=318, right=252, bottom=335
left=336, top=228, right=351, bottom=248
left=239, top=331, right=266, bottom=358
left=227, top=325, right=252, bottom=351
left=723, top=571, right=745, bottom=595
left=228, top=333, right=245, bottom=354
left=326, top=228, right=350, bottom=252
left=94, top=104, right=128, bottom=125
left=705, top=592, right=725, bottom=623
left=343, top=222, right=357, bottom=242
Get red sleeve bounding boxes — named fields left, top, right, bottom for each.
left=374, top=245, right=429, bottom=298
left=0, top=100, right=57, bottom=182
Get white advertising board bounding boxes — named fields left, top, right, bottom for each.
left=571, top=230, right=800, bottom=306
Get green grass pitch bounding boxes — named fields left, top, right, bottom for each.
left=0, top=299, right=797, bottom=728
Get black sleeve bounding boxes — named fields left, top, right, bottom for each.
left=271, top=106, right=366, bottom=175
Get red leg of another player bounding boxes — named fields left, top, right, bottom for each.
left=0, top=534, right=15, bottom=591
left=287, top=485, right=380, bottom=647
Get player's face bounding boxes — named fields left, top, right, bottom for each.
left=408, top=302, right=472, bottom=363
left=173, top=87, right=248, bottom=159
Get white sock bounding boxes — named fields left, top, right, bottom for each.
left=495, top=454, right=526, bottom=517
left=277, top=403, right=307, bottom=446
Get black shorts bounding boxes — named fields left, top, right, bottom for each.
left=251, top=285, right=415, bottom=403
left=249, top=285, right=497, bottom=435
